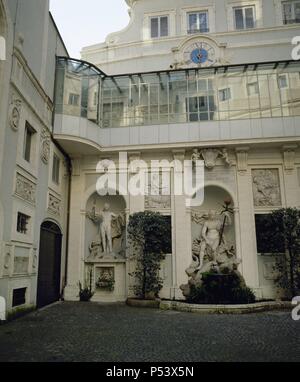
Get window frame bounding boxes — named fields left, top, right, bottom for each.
left=150, top=15, right=169, bottom=39
left=68, top=93, right=80, bottom=106
left=233, top=5, right=256, bottom=30
left=23, top=122, right=35, bottom=163
left=282, top=0, right=300, bottom=24
left=219, top=87, right=232, bottom=102
left=187, top=11, right=210, bottom=34
left=247, top=81, right=259, bottom=96
left=17, top=212, right=30, bottom=235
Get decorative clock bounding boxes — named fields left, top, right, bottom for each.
left=184, top=42, right=217, bottom=67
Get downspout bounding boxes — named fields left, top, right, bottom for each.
left=64, top=156, right=72, bottom=291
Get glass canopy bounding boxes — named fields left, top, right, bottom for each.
left=55, top=57, right=300, bottom=128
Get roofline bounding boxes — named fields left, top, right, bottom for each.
left=49, top=11, right=70, bottom=58
left=56, top=57, right=299, bottom=80
left=57, top=56, right=107, bottom=76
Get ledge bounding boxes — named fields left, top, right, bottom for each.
left=126, top=298, right=160, bottom=309
left=159, top=300, right=292, bottom=314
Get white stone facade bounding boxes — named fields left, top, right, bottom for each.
left=1, top=0, right=300, bottom=313
left=0, top=0, right=69, bottom=315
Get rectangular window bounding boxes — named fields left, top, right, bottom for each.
left=23, top=122, right=35, bottom=162
left=17, top=212, right=30, bottom=234
left=234, top=6, right=255, bottom=29
left=278, top=74, right=288, bottom=88
left=247, top=82, right=259, bottom=96
left=187, top=95, right=216, bottom=121
left=150, top=16, right=169, bottom=38
left=12, top=288, right=26, bottom=307
left=52, top=154, right=60, bottom=185
left=68, top=93, right=80, bottom=106
left=282, top=0, right=300, bottom=24
left=188, top=11, right=209, bottom=33
left=162, top=216, right=172, bottom=254
left=219, top=88, right=231, bottom=101
left=255, top=214, right=285, bottom=254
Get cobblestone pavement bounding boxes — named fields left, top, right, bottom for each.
left=0, top=302, right=299, bottom=362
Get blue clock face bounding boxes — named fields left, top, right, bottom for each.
left=184, top=42, right=216, bottom=67
left=191, top=48, right=208, bottom=64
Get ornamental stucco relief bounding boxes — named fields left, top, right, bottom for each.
left=191, top=148, right=232, bottom=169
left=8, top=94, right=22, bottom=132
left=252, top=169, right=282, bottom=207
left=48, top=194, right=61, bottom=216
left=15, top=173, right=36, bottom=205
left=41, top=127, right=51, bottom=164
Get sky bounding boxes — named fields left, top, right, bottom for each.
left=50, top=0, right=130, bottom=58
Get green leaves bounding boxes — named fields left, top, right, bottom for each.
left=188, top=270, right=256, bottom=305
left=127, top=211, right=172, bottom=299
left=260, top=208, right=300, bottom=299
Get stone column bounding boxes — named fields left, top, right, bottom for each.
left=282, top=145, right=300, bottom=207
left=126, top=152, right=144, bottom=298
left=172, top=150, right=190, bottom=300
left=64, top=158, right=84, bottom=301
left=235, top=147, right=261, bottom=296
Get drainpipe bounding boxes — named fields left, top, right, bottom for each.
left=63, top=155, right=72, bottom=292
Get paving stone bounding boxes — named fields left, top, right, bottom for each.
left=0, top=302, right=299, bottom=362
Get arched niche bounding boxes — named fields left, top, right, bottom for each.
left=85, top=192, right=127, bottom=259
left=191, top=185, right=235, bottom=248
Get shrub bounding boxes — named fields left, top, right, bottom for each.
left=258, top=208, right=300, bottom=299
left=79, top=269, right=94, bottom=302
left=187, top=270, right=256, bottom=305
left=127, top=211, right=171, bottom=299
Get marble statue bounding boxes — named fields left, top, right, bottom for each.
left=86, top=202, right=126, bottom=257
left=180, top=201, right=243, bottom=298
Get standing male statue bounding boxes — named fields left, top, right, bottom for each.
left=87, top=202, right=124, bottom=255
left=99, top=203, right=117, bottom=253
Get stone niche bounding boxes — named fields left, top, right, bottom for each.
left=181, top=185, right=238, bottom=299
left=191, top=186, right=235, bottom=246
left=85, top=193, right=127, bottom=260
left=84, top=193, right=127, bottom=302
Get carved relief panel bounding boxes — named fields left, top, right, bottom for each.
left=40, top=127, right=51, bottom=164
left=15, top=173, right=36, bottom=205
left=48, top=193, right=61, bottom=216
left=145, top=171, right=171, bottom=210
left=252, top=169, right=282, bottom=207
left=9, top=93, right=22, bottom=132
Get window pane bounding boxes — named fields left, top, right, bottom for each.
left=283, top=3, right=293, bottom=23
left=151, top=18, right=159, bottom=38
left=199, top=12, right=208, bottom=31
left=160, top=16, right=168, bottom=37
left=189, top=13, right=198, bottom=32
left=235, top=8, right=244, bottom=29
left=295, top=2, right=300, bottom=20
left=245, top=7, right=255, bottom=28
left=24, top=123, right=34, bottom=162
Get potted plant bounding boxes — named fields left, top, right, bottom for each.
left=79, top=269, right=94, bottom=302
